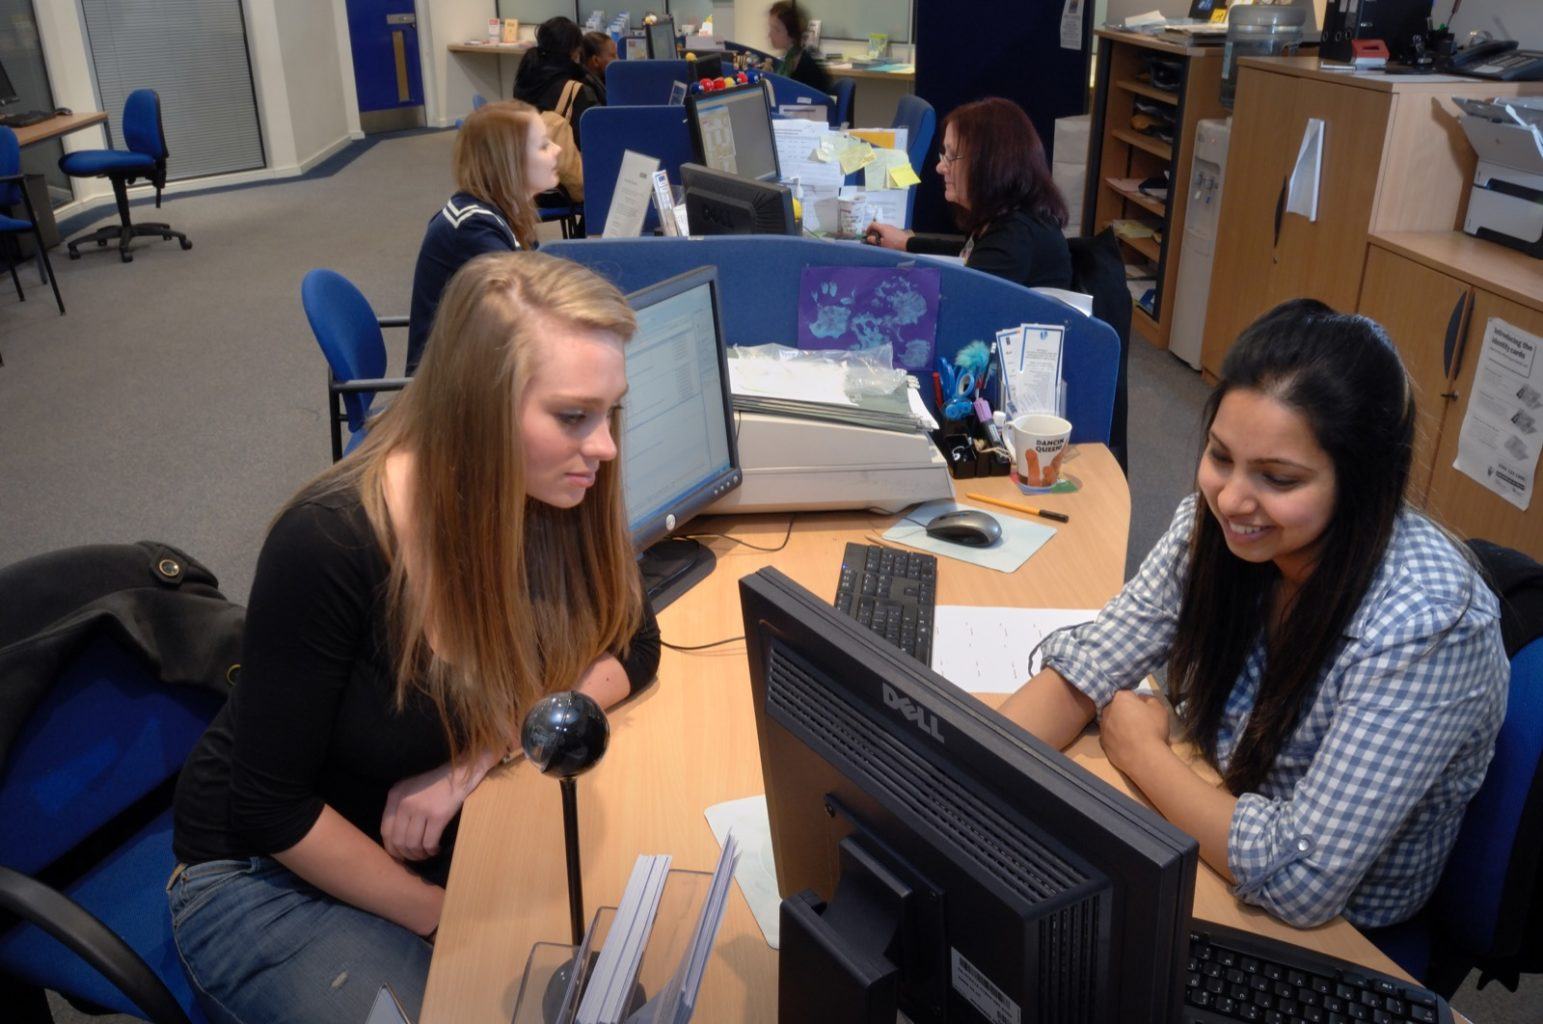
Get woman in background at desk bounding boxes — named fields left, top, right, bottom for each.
left=765, top=1, right=833, bottom=94
left=169, top=254, right=660, bottom=1024
left=865, top=97, right=1073, bottom=290
left=405, top=100, right=559, bottom=373
left=581, top=30, right=617, bottom=105
left=514, top=16, right=601, bottom=147
left=1000, top=300, right=1507, bottom=932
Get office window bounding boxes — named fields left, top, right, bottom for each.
left=498, top=0, right=576, bottom=24
left=80, top=0, right=264, bottom=181
left=666, top=0, right=711, bottom=31
left=0, top=0, right=68, bottom=204
left=808, top=0, right=912, bottom=45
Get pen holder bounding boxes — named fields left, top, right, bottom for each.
left=512, top=868, right=714, bottom=1024
left=933, top=422, right=1011, bottom=480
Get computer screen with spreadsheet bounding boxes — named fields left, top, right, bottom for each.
left=621, top=266, right=741, bottom=607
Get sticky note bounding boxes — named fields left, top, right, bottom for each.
left=887, top=162, right=921, bottom=188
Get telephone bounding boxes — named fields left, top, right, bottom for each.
left=1445, top=39, right=1543, bottom=81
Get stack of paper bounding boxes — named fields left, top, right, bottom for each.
left=576, top=854, right=672, bottom=1024
left=640, top=835, right=743, bottom=1024
left=726, top=352, right=926, bottom=433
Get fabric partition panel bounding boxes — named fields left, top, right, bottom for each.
left=577, top=105, right=695, bottom=234
left=605, top=60, right=692, bottom=106
left=78, top=0, right=265, bottom=180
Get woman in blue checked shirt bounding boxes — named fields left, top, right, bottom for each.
left=1001, top=298, right=1508, bottom=930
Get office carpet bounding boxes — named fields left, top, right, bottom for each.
left=4, top=130, right=1535, bottom=1024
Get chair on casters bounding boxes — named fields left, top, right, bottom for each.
left=831, top=77, right=855, bottom=128
left=301, top=268, right=411, bottom=462
left=57, top=90, right=191, bottom=264
left=0, top=126, right=63, bottom=315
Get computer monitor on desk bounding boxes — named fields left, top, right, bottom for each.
left=621, top=266, right=741, bottom=609
left=645, top=16, right=677, bottom=58
left=685, top=80, right=780, bottom=182
left=680, top=163, right=797, bottom=236
left=741, top=567, right=1199, bottom=1023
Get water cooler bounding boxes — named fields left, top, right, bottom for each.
left=1169, top=118, right=1231, bottom=371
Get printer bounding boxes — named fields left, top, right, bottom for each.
left=1457, top=95, right=1543, bottom=258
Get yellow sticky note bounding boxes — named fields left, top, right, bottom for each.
left=838, top=144, right=875, bottom=175
left=887, top=162, right=921, bottom=188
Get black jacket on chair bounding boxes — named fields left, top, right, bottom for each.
left=0, top=542, right=242, bottom=766
left=906, top=208, right=1073, bottom=291
left=514, top=49, right=601, bottom=148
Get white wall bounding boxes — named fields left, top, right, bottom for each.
left=1442, top=0, right=1543, bottom=47
left=417, top=0, right=503, bottom=127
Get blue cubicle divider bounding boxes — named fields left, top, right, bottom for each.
left=761, top=71, right=838, bottom=127
left=605, top=60, right=692, bottom=106
left=578, top=106, right=695, bottom=234
left=542, top=236, right=1119, bottom=445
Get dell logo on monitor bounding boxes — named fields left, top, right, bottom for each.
left=882, top=682, right=944, bottom=743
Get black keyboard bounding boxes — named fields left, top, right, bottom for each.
left=832, top=543, right=936, bottom=665
left=1184, top=922, right=1452, bottom=1024
left=0, top=110, right=52, bottom=129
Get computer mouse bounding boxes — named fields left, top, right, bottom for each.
left=924, top=509, right=1002, bottom=547
left=54, top=107, right=72, bottom=117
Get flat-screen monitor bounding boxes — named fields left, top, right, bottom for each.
left=686, top=53, right=724, bottom=80
left=740, top=567, right=1200, bottom=1023
left=645, top=16, right=677, bottom=59
left=0, top=57, right=17, bottom=108
left=621, top=266, right=741, bottom=608
left=680, top=163, right=797, bottom=236
left=685, top=80, right=780, bottom=182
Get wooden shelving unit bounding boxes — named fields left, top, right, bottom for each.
left=1083, top=29, right=1227, bottom=350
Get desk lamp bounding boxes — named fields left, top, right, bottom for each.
left=521, top=691, right=611, bottom=945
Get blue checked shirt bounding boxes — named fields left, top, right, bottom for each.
left=1039, top=494, right=1508, bottom=929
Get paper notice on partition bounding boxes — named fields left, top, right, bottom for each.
left=1286, top=117, right=1324, bottom=222
left=1452, top=317, right=1543, bottom=511
left=603, top=150, right=659, bottom=238
left=1060, top=0, right=1085, bottom=50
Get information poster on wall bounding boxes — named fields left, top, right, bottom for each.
left=1452, top=317, right=1542, bottom=511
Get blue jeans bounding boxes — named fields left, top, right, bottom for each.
left=167, top=858, right=433, bottom=1024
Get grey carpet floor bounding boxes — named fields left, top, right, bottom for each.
left=5, top=130, right=1534, bottom=1023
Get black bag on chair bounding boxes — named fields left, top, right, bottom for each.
left=1068, top=228, right=1131, bottom=474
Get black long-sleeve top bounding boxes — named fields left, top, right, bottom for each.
left=172, top=493, right=660, bottom=868
left=906, top=208, right=1073, bottom=290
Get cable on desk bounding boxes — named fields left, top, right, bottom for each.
left=685, top=514, right=796, bottom=553
left=662, top=634, right=746, bottom=652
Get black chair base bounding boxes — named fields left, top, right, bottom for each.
left=63, top=176, right=191, bottom=264
left=1, top=229, right=64, bottom=315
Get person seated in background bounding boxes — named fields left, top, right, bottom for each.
left=581, top=30, right=617, bottom=104
left=865, top=97, right=1073, bottom=290
left=514, top=16, right=600, bottom=148
left=405, top=101, right=559, bottom=373
left=999, top=299, right=1508, bottom=932
left=168, top=253, right=660, bottom=1024
left=766, top=1, right=833, bottom=94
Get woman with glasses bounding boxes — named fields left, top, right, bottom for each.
left=866, top=96, right=1072, bottom=290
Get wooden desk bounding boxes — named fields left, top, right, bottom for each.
left=447, top=42, right=533, bottom=57
left=13, top=111, right=107, bottom=149
left=827, top=64, right=915, bottom=83
left=422, top=446, right=1408, bottom=1022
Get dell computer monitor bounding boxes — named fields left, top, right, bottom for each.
left=685, top=80, right=780, bottom=182
left=740, top=567, right=1200, bottom=1023
left=680, top=163, right=797, bottom=236
left=621, top=266, right=741, bottom=608
left=645, top=16, right=677, bottom=59
left=0, top=58, right=18, bottom=108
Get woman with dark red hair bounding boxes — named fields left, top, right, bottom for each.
left=866, top=97, right=1072, bottom=289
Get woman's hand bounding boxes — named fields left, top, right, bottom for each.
left=381, top=755, right=494, bottom=861
left=1098, top=690, right=1175, bottom=778
left=864, top=221, right=913, bottom=251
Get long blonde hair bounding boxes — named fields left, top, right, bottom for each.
left=301, top=252, right=642, bottom=763
left=454, top=100, right=543, bottom=249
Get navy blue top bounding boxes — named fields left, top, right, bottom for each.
left=406, top=192, right=523, bottom=374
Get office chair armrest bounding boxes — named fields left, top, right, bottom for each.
left=376, top=316, right=409, bottom=329
left=0, top=173, right=25, bottom=184
left=0, top=864, right=194, bottom=1024
left=330, top=376, right=411, bottom=395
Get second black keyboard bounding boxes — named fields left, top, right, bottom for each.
left=832, top=542, right=937, bottom=665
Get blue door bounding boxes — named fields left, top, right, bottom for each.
left=345, top=0, right=425, bottom=132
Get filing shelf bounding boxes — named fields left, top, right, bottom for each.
left=1084, top=29, right=1227, bottom=350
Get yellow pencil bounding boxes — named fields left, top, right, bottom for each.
left=965, top=492, right=1070, bottom=523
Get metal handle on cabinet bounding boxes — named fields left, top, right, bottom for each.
left=1441, top=291, right=1470, bottom=380
left=1272, top=175, right=1288, bottom=255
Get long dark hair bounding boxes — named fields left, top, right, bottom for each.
left=945, top=97, right=1068, bottom=235
left=768, top=2, right=808, bottom=43
left=1168, top=299, right=1416, bottom=795
left=536, top=16, right=583, bottom=61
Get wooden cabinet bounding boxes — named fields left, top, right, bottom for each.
left=1358, top=232, right=1543, bottom=560
left=1083, top=30, right=1227, bottom=350
left=1203, top=58, right=1542, bottom=379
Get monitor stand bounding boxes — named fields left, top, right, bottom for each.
left=639, top=537, right=717, bottom=611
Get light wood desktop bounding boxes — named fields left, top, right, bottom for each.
left=13, top=111, right=107, bottom=149
left=421, top=445, right=1412, bottom=1023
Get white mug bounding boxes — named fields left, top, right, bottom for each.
left=1004, top=413, right=1072, bottom=487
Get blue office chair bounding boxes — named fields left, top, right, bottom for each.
left=57, top=89, right=191, bottom=263
left=892, top=94, right=936, bottom=176
left=0, top=126, right=63, bottom=315
left=472, top=93, right=489, bottom=110
left=831, top=78, right=855, bottom=128
left=0, top=636, right=227, bottom=1024
left=1369, top=633, right=1543, bottom=995
left=300, top=269, right=410, bottom=462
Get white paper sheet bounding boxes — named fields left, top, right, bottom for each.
left=1453, top=317, right=1543, bottom=511
left=603, top=150, right=660, bottom=238
left=1060, top=0, right=1085, bottom=50
left=1286, top=118, right=1324, bottom=222
left=932, top=607, right=1100, bottom=693
left=704, top=796, right=780, bottom=949
left=864, top=187, right=909, bottom=230
left=1000, top=324, right=1064, bottom=418
left=727, top=357, right=856, bottom=406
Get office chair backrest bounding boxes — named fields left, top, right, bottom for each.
left=121, top=89, right=166, bottom=160
left=831, top=78, right=855, bottom=128
left=0, top=637, right=225, bottom=876
left=301, top=268, right=389, bottom=432
left=472, top=93, right=488, bottom=110
left=0, top=126, right=19, bottom=208
left=892, top=94, right=936, bottom=174
left=606, top=59, right=691, bottom=105
left=1429, top=635, right=1543, bottom=957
